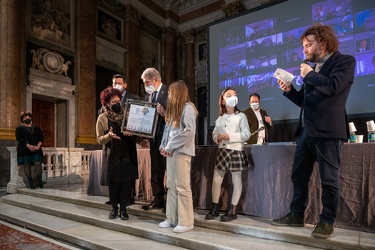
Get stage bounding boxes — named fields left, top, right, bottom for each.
left=191, top=143, right=375, bottom=233
left=87, top=143, right=375, bottom=233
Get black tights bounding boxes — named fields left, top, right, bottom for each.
left=24, top=162, right=43, bottom=188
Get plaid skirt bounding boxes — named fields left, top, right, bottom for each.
left=215, top=147, right=250, bottom=172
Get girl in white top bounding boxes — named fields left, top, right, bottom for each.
left=205, top=87, right=251, bottom=222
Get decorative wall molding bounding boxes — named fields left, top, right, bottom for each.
left=181, top=29, right=195, bottom=44
left=162, top=26, right=178, bottom=42
left=28, top=0, right=74, bottom=50
left=222, top=0, right=247, bottom=17
left=30, top=48, right=72, bottom=77
left=126, top=4, right=141, bottom=25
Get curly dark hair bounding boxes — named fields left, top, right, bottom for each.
left=300, top=23, right=338, bottom=54
left=20, top=111, right=32, bottom=122
left=100, top=86, right=122, bottom=106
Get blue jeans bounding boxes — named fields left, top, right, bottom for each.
left=290, top=128, right=343, bottom=225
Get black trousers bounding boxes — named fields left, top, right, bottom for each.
left=290, top=129, right=342, bottom=225
left=109, top=156, right=131, bottom=210
left=150, top=143, right=166, bottom=203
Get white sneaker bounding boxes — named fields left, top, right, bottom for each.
left=173, top=225, right=194, bottom=233
left=159, top=221, right=177, bottom=228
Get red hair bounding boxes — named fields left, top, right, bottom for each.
left=100, top=86, right=122, bottom=106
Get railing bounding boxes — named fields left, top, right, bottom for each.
left=7, top=147, right=92, bottom=193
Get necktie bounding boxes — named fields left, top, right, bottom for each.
left=152, top=91, right=158, bottom=103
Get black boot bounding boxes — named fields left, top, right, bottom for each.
left=37, top=178, right=46, bottom=188
left=28, top=178, right=36, bottom=189
left=220, top=204, right=237, bottom=222
left=205, top=202, right=219, bottom=220
left=109, top=205, right=118, bottom=219
left=120, top=206, right=129, bottom=220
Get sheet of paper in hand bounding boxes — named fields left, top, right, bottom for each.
left=273, top=68, right=295, bottom=86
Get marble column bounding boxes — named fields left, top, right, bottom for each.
left=125, top=4, right=141, bottom=95
left=0, top=0, right=25, bottom=139
left=182, top=29, right=196, bottom=103
left=75, top=0, right=97, bottom=145
left=162, top=26, right=177, bottom=85
left=176, top=36, right=183, bottom=80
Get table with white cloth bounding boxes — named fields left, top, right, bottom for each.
left=87, top=148, right=152, bottom=202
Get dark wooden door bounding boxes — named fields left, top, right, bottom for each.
left=32, top=99, right=55, bottom=147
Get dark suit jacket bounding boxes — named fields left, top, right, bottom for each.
left=242, top=108, right=272, bottom=144
left=284, top=51, right=356, bottom=139
left=121, top=92, right=139, bottom=108
left=144, top=84, right=168, bottom=149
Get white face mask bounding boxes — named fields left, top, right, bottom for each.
left=145, top=85, right=155, bottom=95
left=114, top=84, right=124, bottom=92
left=251, top=102, right=260, bottom=110
left=225, top=96, right=238, bottom=108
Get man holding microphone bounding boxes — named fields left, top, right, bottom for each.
left=271, top=24, right=356, bottom=239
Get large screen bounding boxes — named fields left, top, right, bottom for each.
left=208, top=0, right=375, bottom=127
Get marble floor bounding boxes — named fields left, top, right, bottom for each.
left=0, top=187, right=83, bottom=250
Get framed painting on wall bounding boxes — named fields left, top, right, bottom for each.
left=27, top=0, right=74, bottom=50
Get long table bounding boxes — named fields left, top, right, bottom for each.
left=191, top=143, right=375, bottom=233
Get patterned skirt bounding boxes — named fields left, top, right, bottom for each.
left=215, top=147, right=250, bottom=172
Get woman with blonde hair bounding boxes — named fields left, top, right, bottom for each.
left=158, top=80, right=198, bottom=233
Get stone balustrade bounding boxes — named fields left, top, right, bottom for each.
left=7, top=147, right=92, bottom=193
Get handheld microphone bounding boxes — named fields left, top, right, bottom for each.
left=251, top=126, right=265, bottom=136
left=303, top=59, right=309, bottom=64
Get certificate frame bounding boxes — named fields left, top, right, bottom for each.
left=121, top=99, right=159, bottom=138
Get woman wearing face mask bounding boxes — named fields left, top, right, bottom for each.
left=96, top=86, right=138, bottom=220
left=16, top=111, right=45, bottom=189
left=205, top=87, right=251, bottom=222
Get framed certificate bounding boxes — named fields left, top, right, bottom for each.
left=121, top=99, right=159, bottom=138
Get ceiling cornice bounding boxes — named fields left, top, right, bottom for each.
left=121, top=0, right=274, bottom=31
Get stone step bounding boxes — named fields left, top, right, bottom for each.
left=0, top=192, right=319, bottom=250
left=5, top=188, right=375, bottom=250
left=0, top=200, right=186, bottom=250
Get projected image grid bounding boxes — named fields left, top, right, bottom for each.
left=217, top=0, right=375, bottom=108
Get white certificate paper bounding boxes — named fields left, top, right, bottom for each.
left=273, top=68, right=295, bottom=86
left=126, top=104, right=156, bottom=135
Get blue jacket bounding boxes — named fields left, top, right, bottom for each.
left=160, top=102, right=197, bottom=156
left=284, top=51, right=356, bottom=139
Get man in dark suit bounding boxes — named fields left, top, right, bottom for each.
left=140, top=68, right=168, bottom=211
left=98, top=74, right=139, bottom=115
left=272, top=24, right=356, bottom=239
left=242, top=93, right=273, bottom=144
left=112, top=74, right=139, bottom=107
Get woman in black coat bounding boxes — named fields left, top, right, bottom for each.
left=15, top=111, right=44, bottom=189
